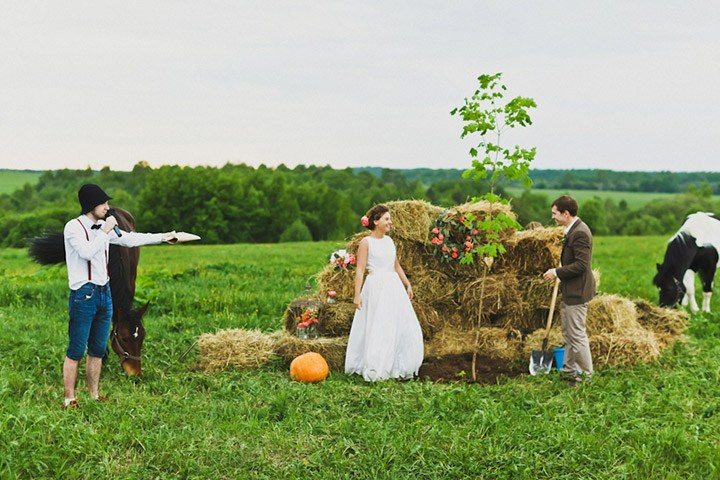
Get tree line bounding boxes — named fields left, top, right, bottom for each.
left=0, top=163, right=718, bottom=247
left=357, top=167, right=720, bottom=194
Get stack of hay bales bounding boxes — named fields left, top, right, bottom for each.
left=199, top=199, right=688, bottom=374
left=520, top=294, right=687, bottom=367
left=288, top=199, right=687, bottom=371
left=306, top=199, right=565, bottom=365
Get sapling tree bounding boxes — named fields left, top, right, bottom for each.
left=450, top=73, right=537, bottom=379
left=452, top=72, right=536, bottom=196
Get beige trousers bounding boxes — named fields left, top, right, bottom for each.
left=560, top=302, right=594, bottom=375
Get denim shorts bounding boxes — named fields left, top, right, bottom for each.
left=66, top=282, right=113, bottom=360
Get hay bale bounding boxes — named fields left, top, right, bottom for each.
left=427, top=254, right=487, bottom=280
left=590, top=328, right=661, bottom=367
left=488, top=276, right=559, bottom=332
left=346, top=231, right=371, bottom=254
left=457, top=272, right=520, bottom=319
left=413, top=302, right=446, bottom=339
left=394, top=240, right=431, bottom=271
left=407, top=264, right=457, bottom=306
left=472, top=327, right=523, bottom=362
left=522, top=325, right=662, bottom=368
left=425, top=325, right=522, bottom=362
left=316, top=264, right=356, bottom=302
left=501, top=308, right=556, bottom=334
left=424, top=324, right=475, bottom=357
left=198, top=329, right=277, bottom=372
left=518, top=276, right=557, bottom=309
left=495, top=227, right=563, bottom=275
left=449, top=200, right=516, bottom=222
left=385, top=200, right=445, bottom=244
left=587, top=294, right=641, bottom=335
left=634, top=298, right=688, bottom=336
left=274, top=332, right=348, bottom=371
left=283, top=297, right=323, bottom=334
left=318, top=301, right=355, bottom=336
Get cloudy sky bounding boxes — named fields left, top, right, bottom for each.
left=1, top=2, right=718, bottom=172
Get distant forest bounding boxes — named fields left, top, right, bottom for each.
left=356, top=168, right=720, bottom=194
left=0, top=164, right=718, bottom=247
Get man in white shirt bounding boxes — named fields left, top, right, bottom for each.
left=62, top=184, right=176, bottom=409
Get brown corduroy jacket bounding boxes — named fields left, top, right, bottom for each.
left=556, top=218, right=596, bottom=305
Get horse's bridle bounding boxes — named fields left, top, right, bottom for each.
left=111, top=325, right=142, bottom=362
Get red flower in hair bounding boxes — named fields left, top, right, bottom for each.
left=361, top=216, right=370, bottom=227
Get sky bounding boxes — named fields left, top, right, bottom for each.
left=1, top=2, right=719, bottom=172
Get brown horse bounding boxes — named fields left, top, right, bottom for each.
left=29, top=207, right=149, bottom=376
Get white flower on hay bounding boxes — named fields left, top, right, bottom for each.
left=329, top=249, right=348, bottom=264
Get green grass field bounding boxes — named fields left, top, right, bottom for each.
left=2, top=239, right=719, bottom=479
left=0, top=170, right=42, bottom=194
left=505, top=187, right=686, bottom=209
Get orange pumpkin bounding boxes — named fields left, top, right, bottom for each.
left=290, top=352, right=329, bottom=383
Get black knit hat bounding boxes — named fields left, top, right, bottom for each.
left=78, top=184, right=112, bottom=214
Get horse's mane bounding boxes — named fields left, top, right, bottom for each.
left=107, top=207, right=139, bottom=317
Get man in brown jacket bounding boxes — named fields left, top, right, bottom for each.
left=543, top=195, right=595, bottom=383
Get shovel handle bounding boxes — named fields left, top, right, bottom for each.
left=544, top=276, right=561, bottom=336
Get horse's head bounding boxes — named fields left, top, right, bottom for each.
left=653, top=263, right=685, bottom=308
left=111, top=303, right=148, bottom=376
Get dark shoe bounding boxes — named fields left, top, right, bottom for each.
left=568, top=374, right=591, bottom=386
left=94, top=395, right=108, bottom=402
left=62, top=399, right=79, bottom=409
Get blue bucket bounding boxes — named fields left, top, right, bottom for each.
left=553, top=347, right=565, bottom=371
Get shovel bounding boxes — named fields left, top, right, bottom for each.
left=529, top=275, right=560, bottom=375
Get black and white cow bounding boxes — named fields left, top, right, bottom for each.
left=653, top=212, right=720, bottom=312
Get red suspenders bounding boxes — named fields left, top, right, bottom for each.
left=76, top=219, right=109, bottom=281
left=76, top=219, right=91, bottom=280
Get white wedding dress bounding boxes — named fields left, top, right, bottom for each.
left=344, top=235, right=424, bottom=381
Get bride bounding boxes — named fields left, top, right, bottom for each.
left=344, top=204, right=424, bottom=381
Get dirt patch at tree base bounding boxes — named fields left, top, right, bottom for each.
left=418, top=353, right=526, bottom=384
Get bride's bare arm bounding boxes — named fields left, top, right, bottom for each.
left=394, top=258, right=413, bottom=300
left=353, top=239, right=369, bottom=309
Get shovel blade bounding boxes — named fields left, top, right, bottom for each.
left=529, top=349, right=553, bottom=375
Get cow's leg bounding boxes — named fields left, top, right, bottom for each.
left=702, top=292, right=712, bottom=312
left=690, top=246, right=718, bottom=313
left=683, top=270, right=699, bottom=312
left=698, top=266, right=716, bottom=313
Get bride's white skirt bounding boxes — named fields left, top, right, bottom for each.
left=344, top=270, right=424, bottom=381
